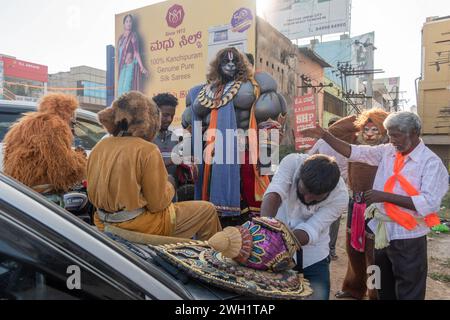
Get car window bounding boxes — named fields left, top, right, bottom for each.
left=0, top=254, right=92, bottom=300
left=0, top=175, right=191, bottom=300
left=0, top=109, right=106, bottom=150
left=0, top=112, right=23, bottom=142
left=0, top=205, right=143, bottom=300
left=73, top=118, right=106, bottom=150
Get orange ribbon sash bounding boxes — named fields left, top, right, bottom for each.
left=383, top=152, right=440, bottom=231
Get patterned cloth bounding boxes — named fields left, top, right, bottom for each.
left=152, top=241, right=313, bottom=300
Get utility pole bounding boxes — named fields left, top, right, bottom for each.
left=335, top=61, right=384, bottom=114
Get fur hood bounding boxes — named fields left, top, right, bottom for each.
left=3, top=93, right=86, bottom=191
left=98, top=91, right=160, bottom=141
left=37, top=93, right=79, bottom=122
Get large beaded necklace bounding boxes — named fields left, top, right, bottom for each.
left=197, top=81, right=242, bottom=109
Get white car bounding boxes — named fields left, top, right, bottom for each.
left=0, top=100, right=106, bottom=171
left=0, top=173, right=238, bottom=300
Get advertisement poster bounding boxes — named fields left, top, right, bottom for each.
left=373, top=77, right=400, bottom=100
left=294, top=93, right=317, bottom=150
left=263, top=0, right=351, bottom=40
left=0, top=56, right=48, bottom=83
left=314, top=31, right=375, bottom=93
left=115, top=0, right=257, bottom=127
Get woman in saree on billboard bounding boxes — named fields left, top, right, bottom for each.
left=117, top=14, right=148, bottom=96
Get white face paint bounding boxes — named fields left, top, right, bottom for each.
left=362, top=122, right=381, bottom=142
left=228, top=50, right=234, bottom=62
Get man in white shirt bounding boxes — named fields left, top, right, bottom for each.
left=308, top=117, right=348, bottom=261
left=261, top=154, right=349, bottom=300
left=302, top=111, right=449, bottom=300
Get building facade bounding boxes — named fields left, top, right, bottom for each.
left=418, top=16, right=450, bottom=170
left=256, top=18, right=332, bottom=146
left=0, top=54, right=48, bottom=102
left=49, top=66, right=107, bottom=112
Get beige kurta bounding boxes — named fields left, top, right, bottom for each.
left=87, top=136, right=176, bottom=236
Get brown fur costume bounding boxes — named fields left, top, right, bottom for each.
left=97, top=91, right=160, bottom=141
left=333, top=108, right=389, bottom=300
left=3, top=93, right=87, bottom=192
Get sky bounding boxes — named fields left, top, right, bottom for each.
left=1, top=0, right=450, bottom=107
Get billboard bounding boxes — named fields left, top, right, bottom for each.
left=115, top=0, right=257, bottom=127
left=373, top=77, right=401, bottom=109
left=313, top=32, right=375, bottom=93
left=351, top=32, right=375, bottom=97
left=294, top=93, right=317, bottom=150
left=313, top=37, right=352, bottom=85
left=263, top=0, right=351, bottom=40
left=352, top=32, right=375, bottom=75
left=0, top=56, right=48, bottom=83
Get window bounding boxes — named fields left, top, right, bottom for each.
left=73, top=118, right=107, bottom=150
left=214, top=30, right=228, bottom=42
left=0, top=254, right=92, bottom=300
left=0, top=203, right=144, bottom=300
left=77, top=81, right=106, bottom=100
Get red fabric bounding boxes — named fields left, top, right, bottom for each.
left=350, top=202, right=367, bottom=252
left=241, top=150, right=262, bottom=215
left=176, top=163, right=198, bottom=185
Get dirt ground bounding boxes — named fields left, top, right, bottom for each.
left=329, top=214, right=450, bottom=300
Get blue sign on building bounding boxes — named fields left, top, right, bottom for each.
left=106, top=45, right=115, bottom=106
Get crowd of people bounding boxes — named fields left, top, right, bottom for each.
left=2, top=50, right=449, bottom=301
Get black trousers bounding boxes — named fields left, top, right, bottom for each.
left=375, top=236, right=428, bottom=300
